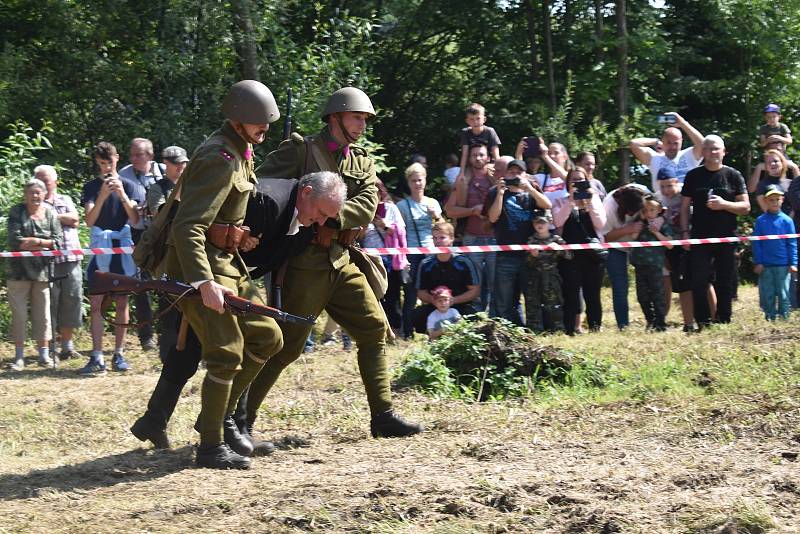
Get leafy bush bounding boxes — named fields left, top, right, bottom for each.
left=395, top=315, right=574, bottom=400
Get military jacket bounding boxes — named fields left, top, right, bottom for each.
left=526, top=234, right=571, bottom=271
left=165, top=121, right=256, bottom=282
left=256, top=126, right=377, bottom=270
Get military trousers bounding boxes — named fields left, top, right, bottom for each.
left=523, top=266, right=564, bottom=333
left=179, top=273, right=283, bottom=445
left=633, top=263, right=666, bottom=329
left=246, top=260, right=391, bottom=423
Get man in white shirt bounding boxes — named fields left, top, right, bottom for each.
left=629, top=112, right=704, bottom=192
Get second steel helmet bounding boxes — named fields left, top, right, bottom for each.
left=222, top=80, right=280, bottom=124
left=321, top=87, right=375, bottom=121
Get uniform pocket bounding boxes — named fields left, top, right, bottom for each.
left=233, top=178, right=254, bottom=193
left=342, top=170, right=371, bottom=183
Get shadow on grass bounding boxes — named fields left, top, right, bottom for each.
left=0, top=353, right=129, bottom=380
left=0, top=446, right=194, bottom=500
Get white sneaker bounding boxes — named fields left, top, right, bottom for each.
left=38, top=355, right=54, bottom=367
left=12, top=357, right=25, bottom=371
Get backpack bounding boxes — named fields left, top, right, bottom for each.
left=133, top=182, right=181, bottom=276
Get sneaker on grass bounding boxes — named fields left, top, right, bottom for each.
left=78, top=357, right=107, bottom=376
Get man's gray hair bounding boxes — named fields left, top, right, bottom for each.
left=703, top=134, right=725, bottom=149
left=33, top=164, right=57, bottom=180
left=131, top=137, right=154, bottom=154
left=25, top=178, right=47, bottom=191
left=299, top=171, right=347, bottom=205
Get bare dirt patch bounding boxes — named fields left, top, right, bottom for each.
left=0, top=286, right=799, bottom=533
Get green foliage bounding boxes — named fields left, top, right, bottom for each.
left=0, top=120, right=54, bottom=214
left=394, top=348, right=458, bottom=397
left=395, top=315, right=573, bottom=400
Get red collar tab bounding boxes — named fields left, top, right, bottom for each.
left=326, top=141, right=349, bottom=157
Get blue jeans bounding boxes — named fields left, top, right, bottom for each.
left=759, top=265, right=791, bottom=320
left=493, top=254, right=526, bottom=325
left=606, top=249, right=629, bottom=329
left=402, top=254, right=425, bottom=338
left=463, top=234, right=496, bottom=314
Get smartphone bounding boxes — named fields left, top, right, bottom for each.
left=523, top=136, right=541, bottom=159
left=573, top=180, right=592, bottom=200
left=376, top=202, right=386, bottom=218
left=657, top=114, right=677, bottom=125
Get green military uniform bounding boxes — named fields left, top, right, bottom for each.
left=246, top=126, right=392, bottom=419
left=164, top=121, right=283, bottom=445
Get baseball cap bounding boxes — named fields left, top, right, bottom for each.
left=656, top=164, right=678, bottom=181
left=532, top=209, right=550, bottom=223
left=764, top=103, right=781, bottom=114
left=507, top=159, right=527, bottom=172
left=764, top=184, right=785, bottom=197
left=162, top=145, right=189, bottom=163
left=431, top=286, right=452, bottom=298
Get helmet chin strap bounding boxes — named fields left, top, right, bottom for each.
left=333, top=114, right=357, bottom=145
left=230, top=120, right=262, bottom=145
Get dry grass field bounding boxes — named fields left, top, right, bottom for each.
left=1, top=284, right=799, bottom=533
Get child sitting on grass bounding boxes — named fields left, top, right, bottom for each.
left=753, top=185, right=797, bottom=320
left=427, top=286, right=462, bottom=340
left=630, top=195, right=674, bottom=331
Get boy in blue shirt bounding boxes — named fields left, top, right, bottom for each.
left=753, top=185, right=798, bottom=320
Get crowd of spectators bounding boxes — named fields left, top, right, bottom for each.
left=5, top=102, right=799, bottom=367
left=6, top=139, right=189, bottom=372
left=363, top=103, right=798, bottom=338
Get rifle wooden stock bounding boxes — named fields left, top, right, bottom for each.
left=90, top=271, right=315, bottom=326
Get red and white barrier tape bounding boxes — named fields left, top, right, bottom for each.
left=1, top=234, right=799, bottom=258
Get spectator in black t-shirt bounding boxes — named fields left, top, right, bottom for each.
left=412, top=221, right=480, bottom=333
left=679, top=135, right=750, bottom=328
left=485, top=159, right=551, bottom=324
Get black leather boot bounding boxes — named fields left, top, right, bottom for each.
left=223, top=415, right=254, bottom=457
left=370, top=410, right=423, bottom=438
left=195, top=443, right=251, bottom=470
left=130, top=376, right=183, bottom=449
left=232, top=388, right=275, bottom=456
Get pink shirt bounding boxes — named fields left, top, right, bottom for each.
left=465, top=173, right=494, bottom=236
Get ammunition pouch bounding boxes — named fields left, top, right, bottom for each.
left=207, top=223, right=251, bottom=253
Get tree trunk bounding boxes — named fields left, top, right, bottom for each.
left=616, top=0, right=629, bottom=184
left=525, top=0, right=540, bottom=80
left=542, top=0, right=557, bottom=113
left=595, top=0, right=604, bottom=117
left=563, top=0, right=573, bottom=74
left=230, top=0, right=259, bottom=80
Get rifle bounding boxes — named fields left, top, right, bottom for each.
left=89, top=271, right=315, bottom=326
left=282, top=87, right=292, bottom=140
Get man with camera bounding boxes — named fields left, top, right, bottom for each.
left=485, top=159, right=551, bottom=324
left=629, top=112, right=705, bottom=192
left=118, top=138, right=166, bottom=352
left=679, top=135, right=750, bottom=329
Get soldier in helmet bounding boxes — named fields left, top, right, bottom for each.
left=160, top=80, right=284, bottom=469
left=239, top=87, right=423, bottom=443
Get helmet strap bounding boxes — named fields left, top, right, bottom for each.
left=333, top=114, right=358, bottom=145
left=230, top=120, right=263, bottom=145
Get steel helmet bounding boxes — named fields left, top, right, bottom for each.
left=321, top=87, right=375, bottom=121
left=222, top=80, right=280, bottom=124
